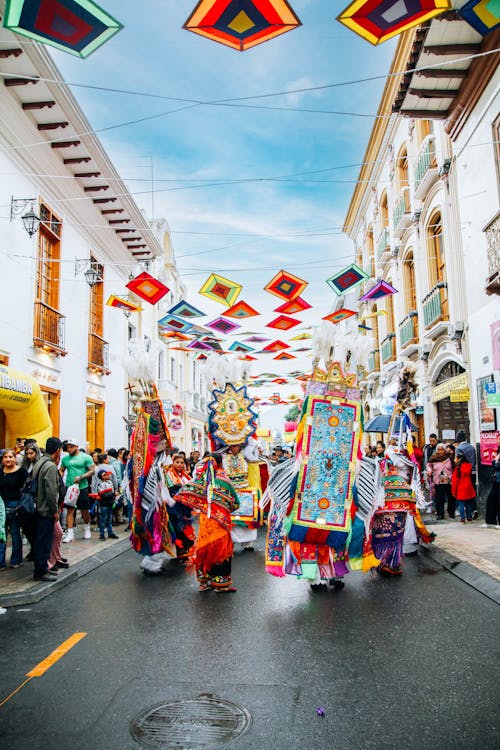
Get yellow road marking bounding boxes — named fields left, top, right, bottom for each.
left=0, top=678, right=33, bottom=709
left=27, top=632, right=87, bottom=677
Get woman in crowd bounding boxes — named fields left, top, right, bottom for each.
left=426, top=442, right=455, bottom=519
left=0, top=449, right=28, bottom=568
left=483, top=446, right=500, bottom=529
left=20, top=441, right=43, bottom=557
left=452, top=449, right=476, bottom=524
left=166, top=453, right=194, bottom=562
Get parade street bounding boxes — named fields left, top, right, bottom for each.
left=0, top=537, right=498, bottom=750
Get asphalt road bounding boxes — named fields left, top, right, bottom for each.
left=0, top=534, right=498, bottom=750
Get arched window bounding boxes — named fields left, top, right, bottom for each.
left=401, top=247, right=419, bottom=343
left=366, top=226, right=375, bottom=277
left=385, top=284, right=395, bottom=334
left=396, top=145, right=409, bottom=192
left=425, top=210, right=448, bottom=321
left=379, top=191, right=389, bottom=228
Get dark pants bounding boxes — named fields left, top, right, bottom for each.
left=99, top=505, right=114, bottom=538
left=434, top=484, right=455, bottom=518
left=485, top=482, right=500, bottom=525
left=33, top=515, right=55, bottom=578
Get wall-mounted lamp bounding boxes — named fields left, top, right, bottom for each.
left=75, top=258, right=102, bottom=288
left=10, top=197, right=40, bottom=237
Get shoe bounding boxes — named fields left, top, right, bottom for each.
left=472, top=510, right=479, bottom=520
left=99, top=536, right=106, bottom=541
left=460, top=520, right=466, bottom=524
left=33, top=574, right=55, bottom=582
left=62, top=528, right=74, bottom=543
left=481, top=523, right=495, bottom=529
left=448, top=515, right=455, bottom=519
left=0, top=566, right=7, bottom=571
left=10, top=562, right=23, bottom=569
left=108, top=533, right=119, bottom=539
left=329, top=578, right=345, bottom=590
left=83, top=524, right=91, bottom=540
left=214, top=587, right=237, bottom=593
left=310, top=583, right=328, bottom=592
left=59, top=557, right=68, bottom=563
left=436, top=516, right=445, bottom=520
left=55, top=560, right=69, bottom=569
left=496, top=525, right=500, bottom=530
left=46, top=569, right=58, bottom=576
left=242, top=546, right=254, bottom=552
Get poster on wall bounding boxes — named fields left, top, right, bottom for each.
left=477, top=375, right=497, bottom=431
left=479, top=431, right=499, bottom=465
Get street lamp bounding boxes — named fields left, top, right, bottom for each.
left=84, top=265, right=100, bottom=287
left=75, top=258, right=102, bottom=287
left=10, top=197, right=41, bottom=237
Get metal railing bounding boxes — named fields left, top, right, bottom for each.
left=414, top=135, right=436, bottom=191
left=399, top=311, right=418, bottom=347
left=376, top=227, right=390, bottom=261
left=381, top=334, right=396, bottom=364
left=393, top=186, right=410, bottom=230
left=367, top=349, right=380, bottom=373
left=422, top=282, right=447, bottom=328
left=33, top=300, right=66, bottom=354
left=88, top=332, right=110, bottom=372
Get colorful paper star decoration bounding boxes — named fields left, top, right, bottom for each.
left=266, top=315, right=301, bottom=331
left=228, top=341, right=255, bottom=352
left=106, top=295, right=141, bottom=313
left=458, top=0, right=500, bottom=35
left=3, top=0, right=123, bottom=57
left=263, top=340, right=289, bottom=352
left=168, top=300, right=206, bottom=318
left=158, top=314, right=193, bottom=333
left=126, top=272, right=169, bottom=305
left=274, top=297, right=311, bottom=314
left=323, top=309, right=357, bottom=324
left=206, top=317, right=241, bottom=334
left=199, top=272, right=242, bottom=307
left=326, top=263, right=369, bottom=296
left=223, top=300, right=260, bottom=318
left=264, top=269, right=308, bottom=301
left=359, top=280, right=398, bottom=302
left=336, top=0, right=450, bottom=45
left=183, top=0, right=301, bottom=51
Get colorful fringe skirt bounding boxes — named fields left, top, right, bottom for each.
left=371, top=510, right=407, bottom=573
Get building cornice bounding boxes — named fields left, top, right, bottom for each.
left=343, top=30, right=417, bottom=238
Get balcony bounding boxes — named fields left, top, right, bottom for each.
left=381, top=334, right=396, bottom=364
left=413, top=135, right=438, bottom=199
left=376, top=227, right=390, bottom=263
left=393, top=186, right=411, bottom=238
left=33, top=301, right=67, bottom=356
left=367, top=349, right=380, bottom=376
left=88, top=333, right=110, bottom=374
left=399, top=311, right=419, bottom=353
left=422, top=282, right=449, bottom=338
left=484, top=210, right=500, bottom=295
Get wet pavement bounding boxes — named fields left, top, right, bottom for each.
left=0, top=533, right=498, bottom=750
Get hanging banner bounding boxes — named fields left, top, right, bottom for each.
left=480, top=431, right=499, bottom=465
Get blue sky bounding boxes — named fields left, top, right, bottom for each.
left=51, top=1, right=397, bottom=385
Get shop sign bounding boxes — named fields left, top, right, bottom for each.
left=480, top=431, right=499, bottom=465
left=486, top=392, right=500, bottom=408
left=431, top=372, right=468, bottom=402
left=450, top=388, right=470, bottom=403
left=0, top=365, right=33, bottom=405
left=477, top=375, right=497, bottom=431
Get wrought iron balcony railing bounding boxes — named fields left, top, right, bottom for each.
left=33, top=300, right=67, bottom=355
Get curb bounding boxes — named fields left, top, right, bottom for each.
left=0, top=538, right=130, bottom=608
left=420, top=543, right=500, bottom=606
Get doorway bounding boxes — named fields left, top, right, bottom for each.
left=86, top=399, right=104, bottom=451
left=41, top=387, right=60, bottom=438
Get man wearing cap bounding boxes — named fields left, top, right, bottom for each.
left=456, top=430, right=478, bottom=518
left=61, top=439, right=95, bottom=542
left=32, top=437, right=62, bottom=581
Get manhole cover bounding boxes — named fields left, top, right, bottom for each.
left=130, top=694, right=252, bottom=749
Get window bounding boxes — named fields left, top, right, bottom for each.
left=385, top=285, right=395, bottom=335
left=493, top=114, right=500, bottom=197
left=170, top=356, right=176, bottom=384
left=158, top=351, right=165, bottom=380
left=396, top=145, right=409, bottom=191
left=366, top=227, right=375, bottom=277
left=88, top=257, right=108, bottom=373
left=402, top=248, right=417, bottom=314
left=33, top=203, right=66, bottom=354
left=379, top=191, right=389, bottom=229
left=426, top=210, right=449, bottom=319
left=415, top=119, right=432, bottom=146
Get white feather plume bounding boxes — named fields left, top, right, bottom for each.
left=124, top=338, right=161, bottom=382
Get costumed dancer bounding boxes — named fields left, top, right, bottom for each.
left=369, top=366, right=435, bottom=576
left=165, top=453, right=195, bottom=562
left=205, top=354, right=262, bottom=552
left=264, top=326, right=378, bottom=591
left=175, top=453, right=239, bottom=592
left=126, top=340, right=176, bottom=575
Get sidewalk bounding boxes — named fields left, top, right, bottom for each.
left=0, top=524, right=130, bottom=608
left=421, top=515, right=500, bottom=605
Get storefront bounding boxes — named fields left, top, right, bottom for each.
left=431, top=363, right=470, bottom=440
left=0, top=365, right=52, bottom=447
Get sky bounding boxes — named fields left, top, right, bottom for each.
left=47, top=1, right=397, bottom=414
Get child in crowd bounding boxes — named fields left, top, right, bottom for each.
left=92, top=469, right=119, bottom=541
